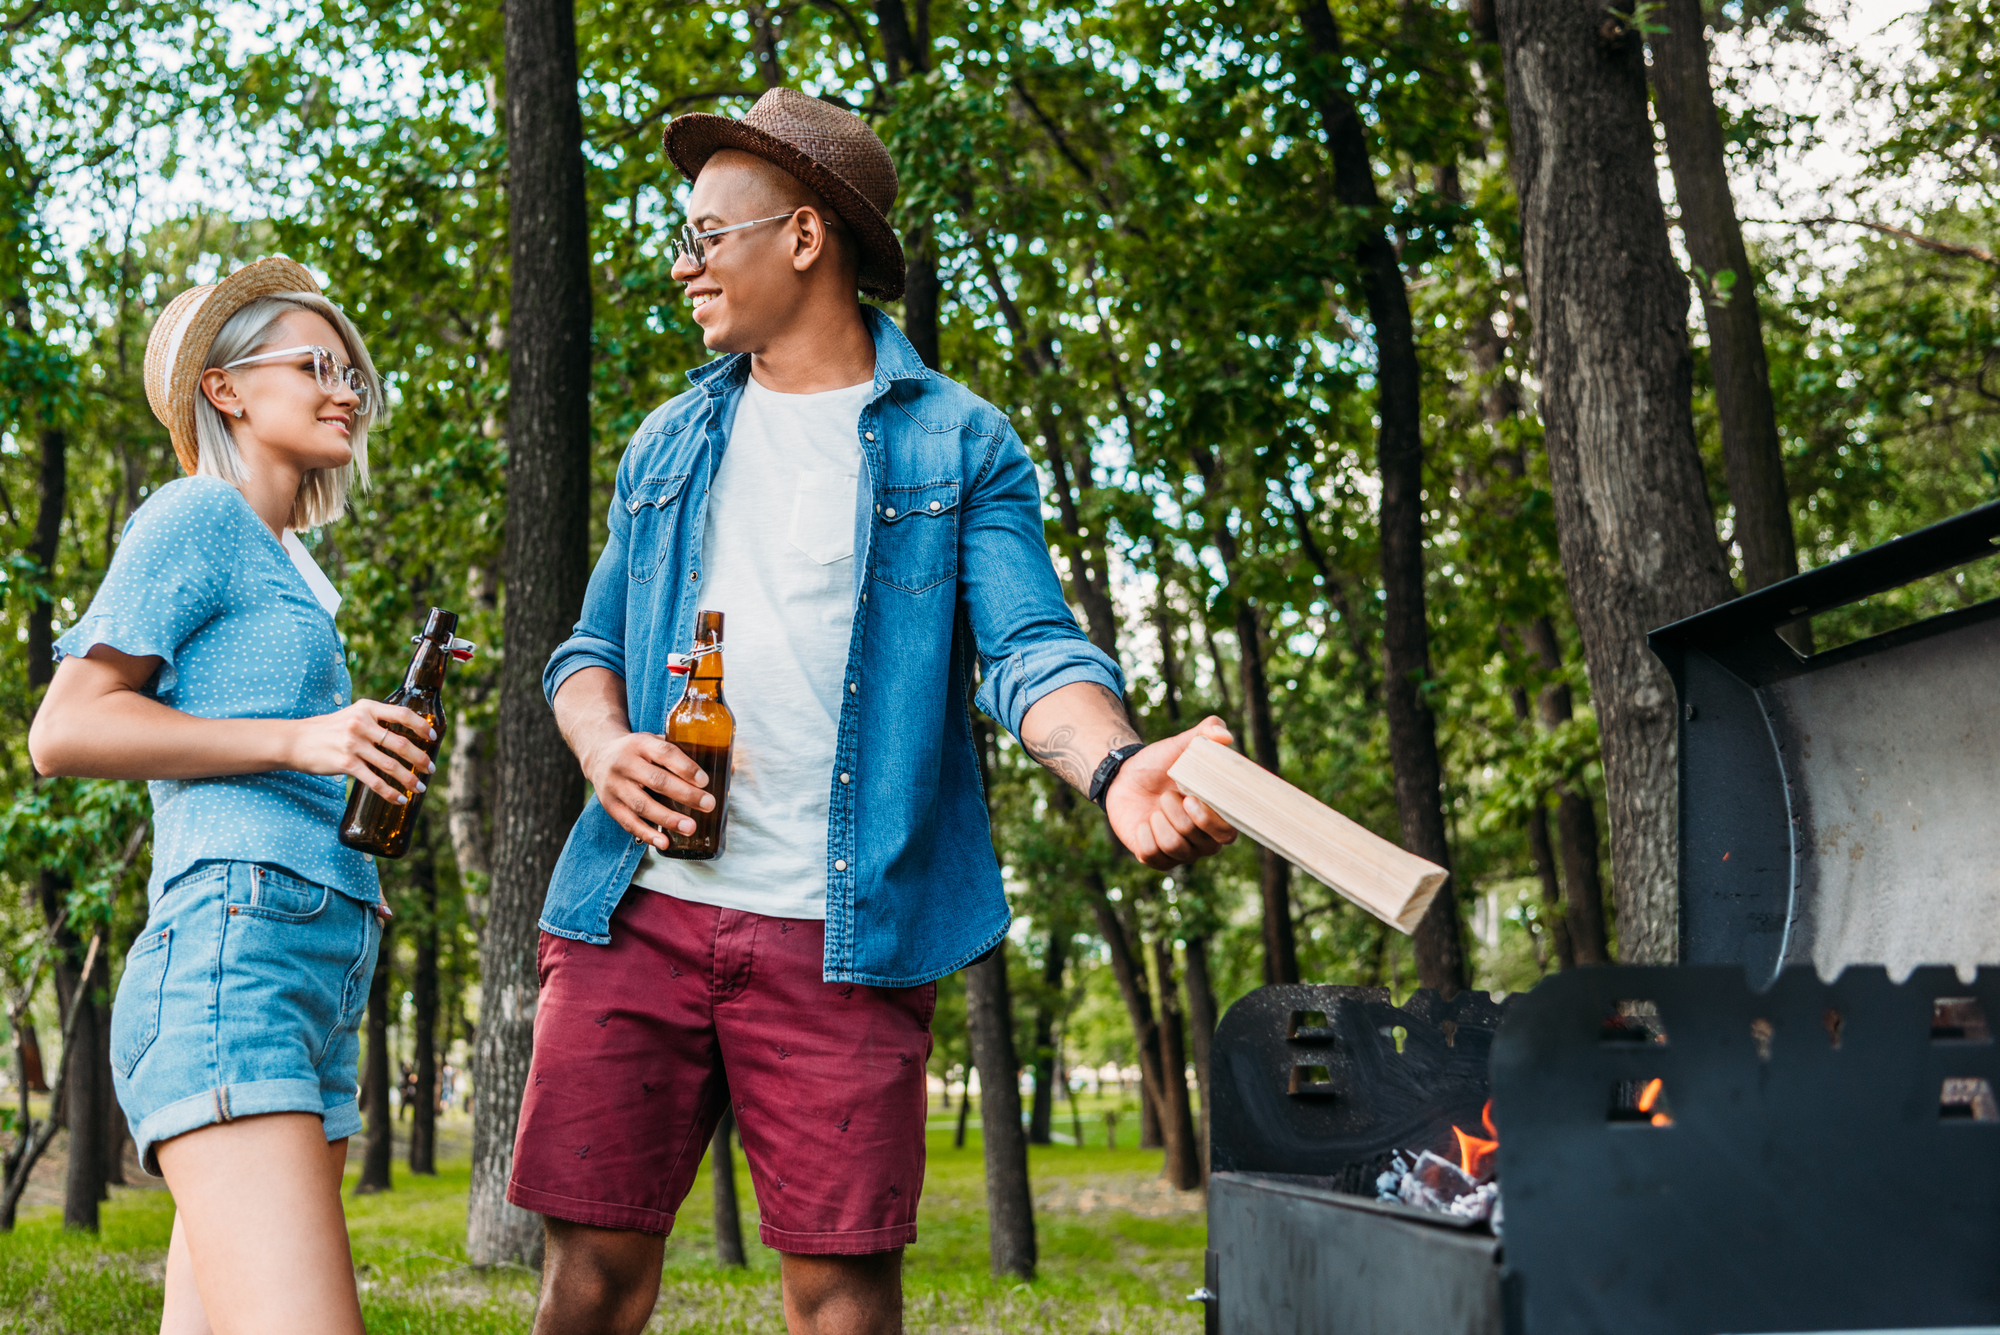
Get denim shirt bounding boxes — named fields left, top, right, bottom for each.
left=541, top=308, right=1123, bottom=986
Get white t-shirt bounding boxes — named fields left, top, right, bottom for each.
left=629, top=373, right=871, bottom=920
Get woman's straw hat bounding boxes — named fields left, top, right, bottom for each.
left=663, top=88, right=905, bottom=301
left=143, top=256, right=320, bottom=475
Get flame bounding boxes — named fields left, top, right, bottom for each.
left=1454, top=1099, right=1499, bottom=1180
left=1637, top=1077, right=1674, bottom=1127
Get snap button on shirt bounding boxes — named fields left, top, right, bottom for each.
left=834, top=859, right=847, bottom=872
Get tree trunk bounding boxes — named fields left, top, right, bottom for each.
left=711, top=1105, right=746, bottom=1267
left=1496, top=0, right=1738, bottom=962
left=356, top=921, right=394, bottom=1195
left=1296, top=0, right=1465, bottom=996
left=965, top=943, right=1035, bottom=1279
left=877, top=0, right=938, bottom=375
left=1150, top=938, right=1201, bottom=1189
left=1139, top=1079, right=1162, bottom=1149
left=1513, top=746, right=1577, bottom=970
left=1235, top=600, right=1300, bottom=986
left=26, top=428, right=65, bottom=693
left=411, top=848, right=440, bottom=1176
left=1185, top=450, right=1297, bottom=987
left=1183, top=934, right=1218, bottom=1175
left=1649, top=0, right=1799, bottom=604
left=446, top=714, right=492, bottom=932
left=953, top=1067, right=971, bottom=1149
left=471, top=0, right=594, bottom=1267
left=97, top=1006, right=123, bottom=1188
left=1518, top=619, right=1612, bottom=962
left=1027, top=929, right=1064, bottom=1145
left=40, top=871, right=106, bottom=1231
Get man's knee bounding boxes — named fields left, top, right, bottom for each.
left=535, top=1219, right=665, bottom=1335
left=781, top=1249, right=903, bottom=1335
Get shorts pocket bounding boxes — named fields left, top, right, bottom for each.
left=789, top=472, right=858, bottom=564
left=317, top=903, right=380, bottom=1067
left=238, top=866, right=331, bottom=922
left=871, top=482, right=959, bottom=594
left=113, top=928, right=172, bottom=1077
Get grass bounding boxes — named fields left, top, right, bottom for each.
left=0, top=1116, right=1206, bottom=1333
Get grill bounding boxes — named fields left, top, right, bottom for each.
left=1200, top=501, right=2000, bottom=1334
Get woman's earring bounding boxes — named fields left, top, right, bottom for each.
left=232, top=408, right=243, bottom=418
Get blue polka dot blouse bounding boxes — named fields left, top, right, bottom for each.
left=54, top=476, right=381, bottom=905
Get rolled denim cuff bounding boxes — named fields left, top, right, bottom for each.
left=544, top=635, right=627, bottom=708
left=976, top=639, right=1125, bottom=737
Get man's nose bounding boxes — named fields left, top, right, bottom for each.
left=670, top=251, right=704, bottom=282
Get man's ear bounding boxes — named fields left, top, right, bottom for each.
left=791, top=207, right=830, bottom=274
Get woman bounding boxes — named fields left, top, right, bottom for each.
left=29, top=257, right=433, bottom=1334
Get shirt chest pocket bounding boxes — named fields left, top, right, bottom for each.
left=871, top=482, right=960, bottom=594
left=626, top=474, right=690, bottom=584
left=789, top=471, right=859, bottom=565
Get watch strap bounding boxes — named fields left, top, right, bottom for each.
left=1088, top=742, right=1149, bottom=810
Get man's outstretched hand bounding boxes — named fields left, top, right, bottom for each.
left=1102, top=716, right=1240, bottom=869
left=1019, top=684, right=1241, bottom=869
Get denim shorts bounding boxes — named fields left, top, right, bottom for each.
left=111, top=860, right=381, bottom=1175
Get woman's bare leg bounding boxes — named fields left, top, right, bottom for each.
left=160, top=1212, right=213, bottom=1335
left=156, top=1114, right=361, bottom=1335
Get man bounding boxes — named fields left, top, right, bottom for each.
left=510, top=89, right=1239, bottom=1335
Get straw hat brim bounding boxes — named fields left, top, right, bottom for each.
left=663, top=115, right=906, bottom=302
left=143, top=256, right=322, bottom=475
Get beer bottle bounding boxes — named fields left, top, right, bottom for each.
left=659, top=609, right=734, bottom=859
left=338, top=607, right=475, bottom=858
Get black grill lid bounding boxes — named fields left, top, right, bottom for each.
left=1649, top=500, right=2000, bottom=986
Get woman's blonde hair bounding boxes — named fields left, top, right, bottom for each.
left=194, top=292, right=383, bottom=530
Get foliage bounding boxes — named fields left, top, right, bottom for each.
left=1, top=0, right=1996, bottom=1254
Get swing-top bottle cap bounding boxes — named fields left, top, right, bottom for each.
left=667, top=654, right=691, bottom=675
left=413, top=607, right=477, bottom=661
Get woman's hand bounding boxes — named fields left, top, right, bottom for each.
left=284, top=701, right=437, bottom=803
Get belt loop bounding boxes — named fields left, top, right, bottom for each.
left=250, top=866, right=262, bottom=909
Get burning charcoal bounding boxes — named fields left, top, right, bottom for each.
left=1375, top=1168, right=1403, bottom=1201
left=1399, top=1149, right=1479, bottom=1211
left=1445, top=1181, right=1500, bottom=1223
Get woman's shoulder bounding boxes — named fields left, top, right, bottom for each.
left=122, top=476, right=253, bottom=542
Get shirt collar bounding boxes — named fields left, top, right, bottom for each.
left=682, top=305, right=933, bottom=394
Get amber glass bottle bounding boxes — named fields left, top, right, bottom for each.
left=659, top=610, right=734, bottom=859
left=338, top=608, right=467, bottom=858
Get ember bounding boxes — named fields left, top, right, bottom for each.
left=1374, top=1099, right=1502, bottom=1228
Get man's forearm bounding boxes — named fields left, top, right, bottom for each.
left=552, top=666, right=635, bottom=778
left=1018, top=681, right=1141, bottom=793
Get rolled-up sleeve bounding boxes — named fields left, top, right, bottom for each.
left=544, top=488, right=635, bottom=707
left=957, top=421, right=1123, bottom=737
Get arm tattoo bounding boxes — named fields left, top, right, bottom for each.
left=1024, top=684, right=1142, bottom=793
left=1025, top=722, right=1093, bottom=791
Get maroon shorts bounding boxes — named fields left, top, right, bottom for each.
left=506, top=889, right=935, bottom=1253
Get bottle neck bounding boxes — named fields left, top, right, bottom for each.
left=404, top=639, right=448, bottom=693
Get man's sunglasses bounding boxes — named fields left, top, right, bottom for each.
left=675, top=212, right=797, bottom=270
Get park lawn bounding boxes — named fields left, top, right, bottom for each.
left=0, top=1124, right=1205, bottom=1333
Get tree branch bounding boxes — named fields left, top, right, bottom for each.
left=1756, top=214, right=2000, bottom=266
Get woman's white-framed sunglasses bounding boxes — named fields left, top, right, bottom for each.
left=224, top=345, right=374, bottom=417
left=675, top=212, right=797, bottom=270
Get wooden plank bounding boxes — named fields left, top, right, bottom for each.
left=1168, top=736, right=1448, bottom=934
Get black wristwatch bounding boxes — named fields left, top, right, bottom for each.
left=1088, top=743, right=1149, bottom=810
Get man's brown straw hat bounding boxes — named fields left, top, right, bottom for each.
left=663, top=88, right=905, bottom=301
left=144, top=256, right=321, bottom=475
